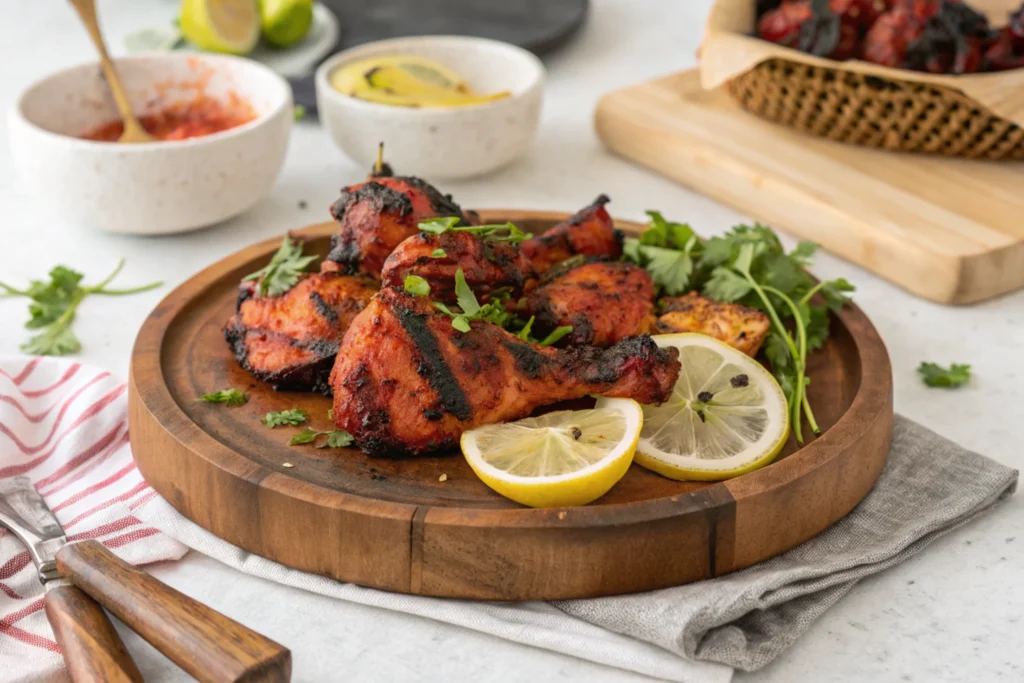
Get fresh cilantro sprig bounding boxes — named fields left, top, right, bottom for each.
left=918, top=362, right=971, bottom=388
left=243, top=236, right=317, bottom=297
left=403, top=270, right=571, bottom=345
left=0, top=260, right=162, bottom=357
left=289, top=427, right=354, bottom=448
left=261, top=408, right=308, bottom=427
left=623, top=211, right=702, bottom=296
left=418, top=217, right=532, bottom=244
left=196, top=389, right=248, bottom=407
left=624, top=215, right=856, bottom=444
left=432, top=268, right=517, bottom=332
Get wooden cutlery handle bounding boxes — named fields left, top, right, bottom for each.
left=56, top=540, right=291, bottom=683
left=44, top=583, right=144, bottom=683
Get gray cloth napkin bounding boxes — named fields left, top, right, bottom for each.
left=135, top=416, right=1017, bottom=682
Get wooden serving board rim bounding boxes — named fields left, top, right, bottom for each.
left=132, top=210, right=891, bottom=531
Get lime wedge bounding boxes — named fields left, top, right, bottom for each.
left=260, top=0, right=313, bottom=48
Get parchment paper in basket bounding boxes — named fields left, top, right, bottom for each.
left=698, top=0, right=1024, bottom=129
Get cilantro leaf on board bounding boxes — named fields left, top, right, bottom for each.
left=289, top=427, right=355, bottom=448
left=261, top=409, right=308, bottom=428
left=918, top=362, right=971, bottom=389
left=197, top=389, right=248, bottom=407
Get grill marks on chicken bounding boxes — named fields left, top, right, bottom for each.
left=225, top=273, right=378, bottom=393
left=324, top=176, right=472, bottom=278
left=329, top=288, right=680, bottom=456
left=381, top=231, right=536, bottom=302
left=520, top=195, right=623, bottom=277
left=656, top=292, right=771, bottom=357
left=523, top=260, right=656, bottom=347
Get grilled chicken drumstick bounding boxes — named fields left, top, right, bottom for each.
left=225, top=273, right=378, bottom=393
left=523, top=259, right=656, bottom=347
left=381, top=231, right=536, bottom=303
left=655, top=292, right=771, bottom=357
left=520, top=195, right=623, bottom=277
left=329, top=287, right=681, bottom=457
left=323, top=176, right=474, bottom=278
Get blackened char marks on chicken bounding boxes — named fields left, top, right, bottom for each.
left=324, top=176, right=471, bottom=278
left=399, top=176, right=467, bottom=218
left=380, top=231, right=536, bottom=302
left=329, top=287, right=680, bottom=456
left=392, top=302, right=472, bottom=421
left=224, top=273, right=377, bottom=394
left=524, top=260, right=656, bottom=347
left=521, top=195, right=624, bottom=277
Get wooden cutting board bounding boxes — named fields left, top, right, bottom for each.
left=595, top=70, right=1024, bottom=305
left=129, top=212, right=893, bottom=601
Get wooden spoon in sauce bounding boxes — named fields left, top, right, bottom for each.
left=68, top=0, right=156, bottom=143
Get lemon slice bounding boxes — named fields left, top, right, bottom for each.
left=180, top=0, right=260, bottom=55
left=614, top=333, right=789, bottom=481
left=260, top=0, right=313, bottom=48
left=460, top=398, right=643, bottom=508
left=330, top=56, right=469, bottom=95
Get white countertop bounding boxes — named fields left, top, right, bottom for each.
left=2, top=1, right=1021, bottom=681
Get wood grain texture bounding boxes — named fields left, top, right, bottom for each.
left=44, top=583, right=143, bottom=683
left=594, top=70, right=1024, bottom=305
left=55, top=540, right=291, bottom=683
left=128, top=212, right=893, bottom=600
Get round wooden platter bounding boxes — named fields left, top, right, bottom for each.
left=129, top=211, right=894, bottom=601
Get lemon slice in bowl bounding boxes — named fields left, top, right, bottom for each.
left=460, top=398, right=643, bottom=508
left=180, top=0, right=261, bottom=55
left=612, top=333, right=789, bottom=482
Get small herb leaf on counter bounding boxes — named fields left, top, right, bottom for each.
left=243, top=236, right=316, bottom=297
left=0, top=259, right=162, bottom=357
left=197, top=389, right=248, bottom=407
left=918, top=362, right=971, bottom=389
left=261, top=409, right=308, bottom=428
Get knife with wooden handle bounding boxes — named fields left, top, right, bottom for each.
left=0, top=476, right=291, bottom=683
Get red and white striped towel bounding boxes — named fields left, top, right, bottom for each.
left=0, top=355, right=187, bottom=682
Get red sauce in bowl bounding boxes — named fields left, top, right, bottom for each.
left=81, top=94, right=256, bottom=142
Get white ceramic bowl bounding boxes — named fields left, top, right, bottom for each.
left=8, top=54, right=293, bottom=235
left=315, top=36, right=545, bottom=179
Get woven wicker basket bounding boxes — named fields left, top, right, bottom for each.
left=701, top=0, right=1024, bottom=160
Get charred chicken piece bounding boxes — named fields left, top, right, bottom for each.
left=655, top=292, right=771, bottom=358
left=520, top=195, right=623, bottom=277
left=225, top=273, right=378, bottom=393
left=323, top=176, right=472, bottom=278
left=329, top=288, right=681, bottom=456
left=380, top=231, right=536, bottom=303
left=522, top=260, right=656, bottom=347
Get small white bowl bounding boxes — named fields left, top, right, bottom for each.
left=8, top=53, right=293, bottom=235
left=315, top=36, right=545, bottom=179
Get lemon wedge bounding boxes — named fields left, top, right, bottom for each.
left=460, top=398, right=643, bottom=508
left=612, top=333, right=789, bottom=482
left=180, top=0, right=260, bottom=55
